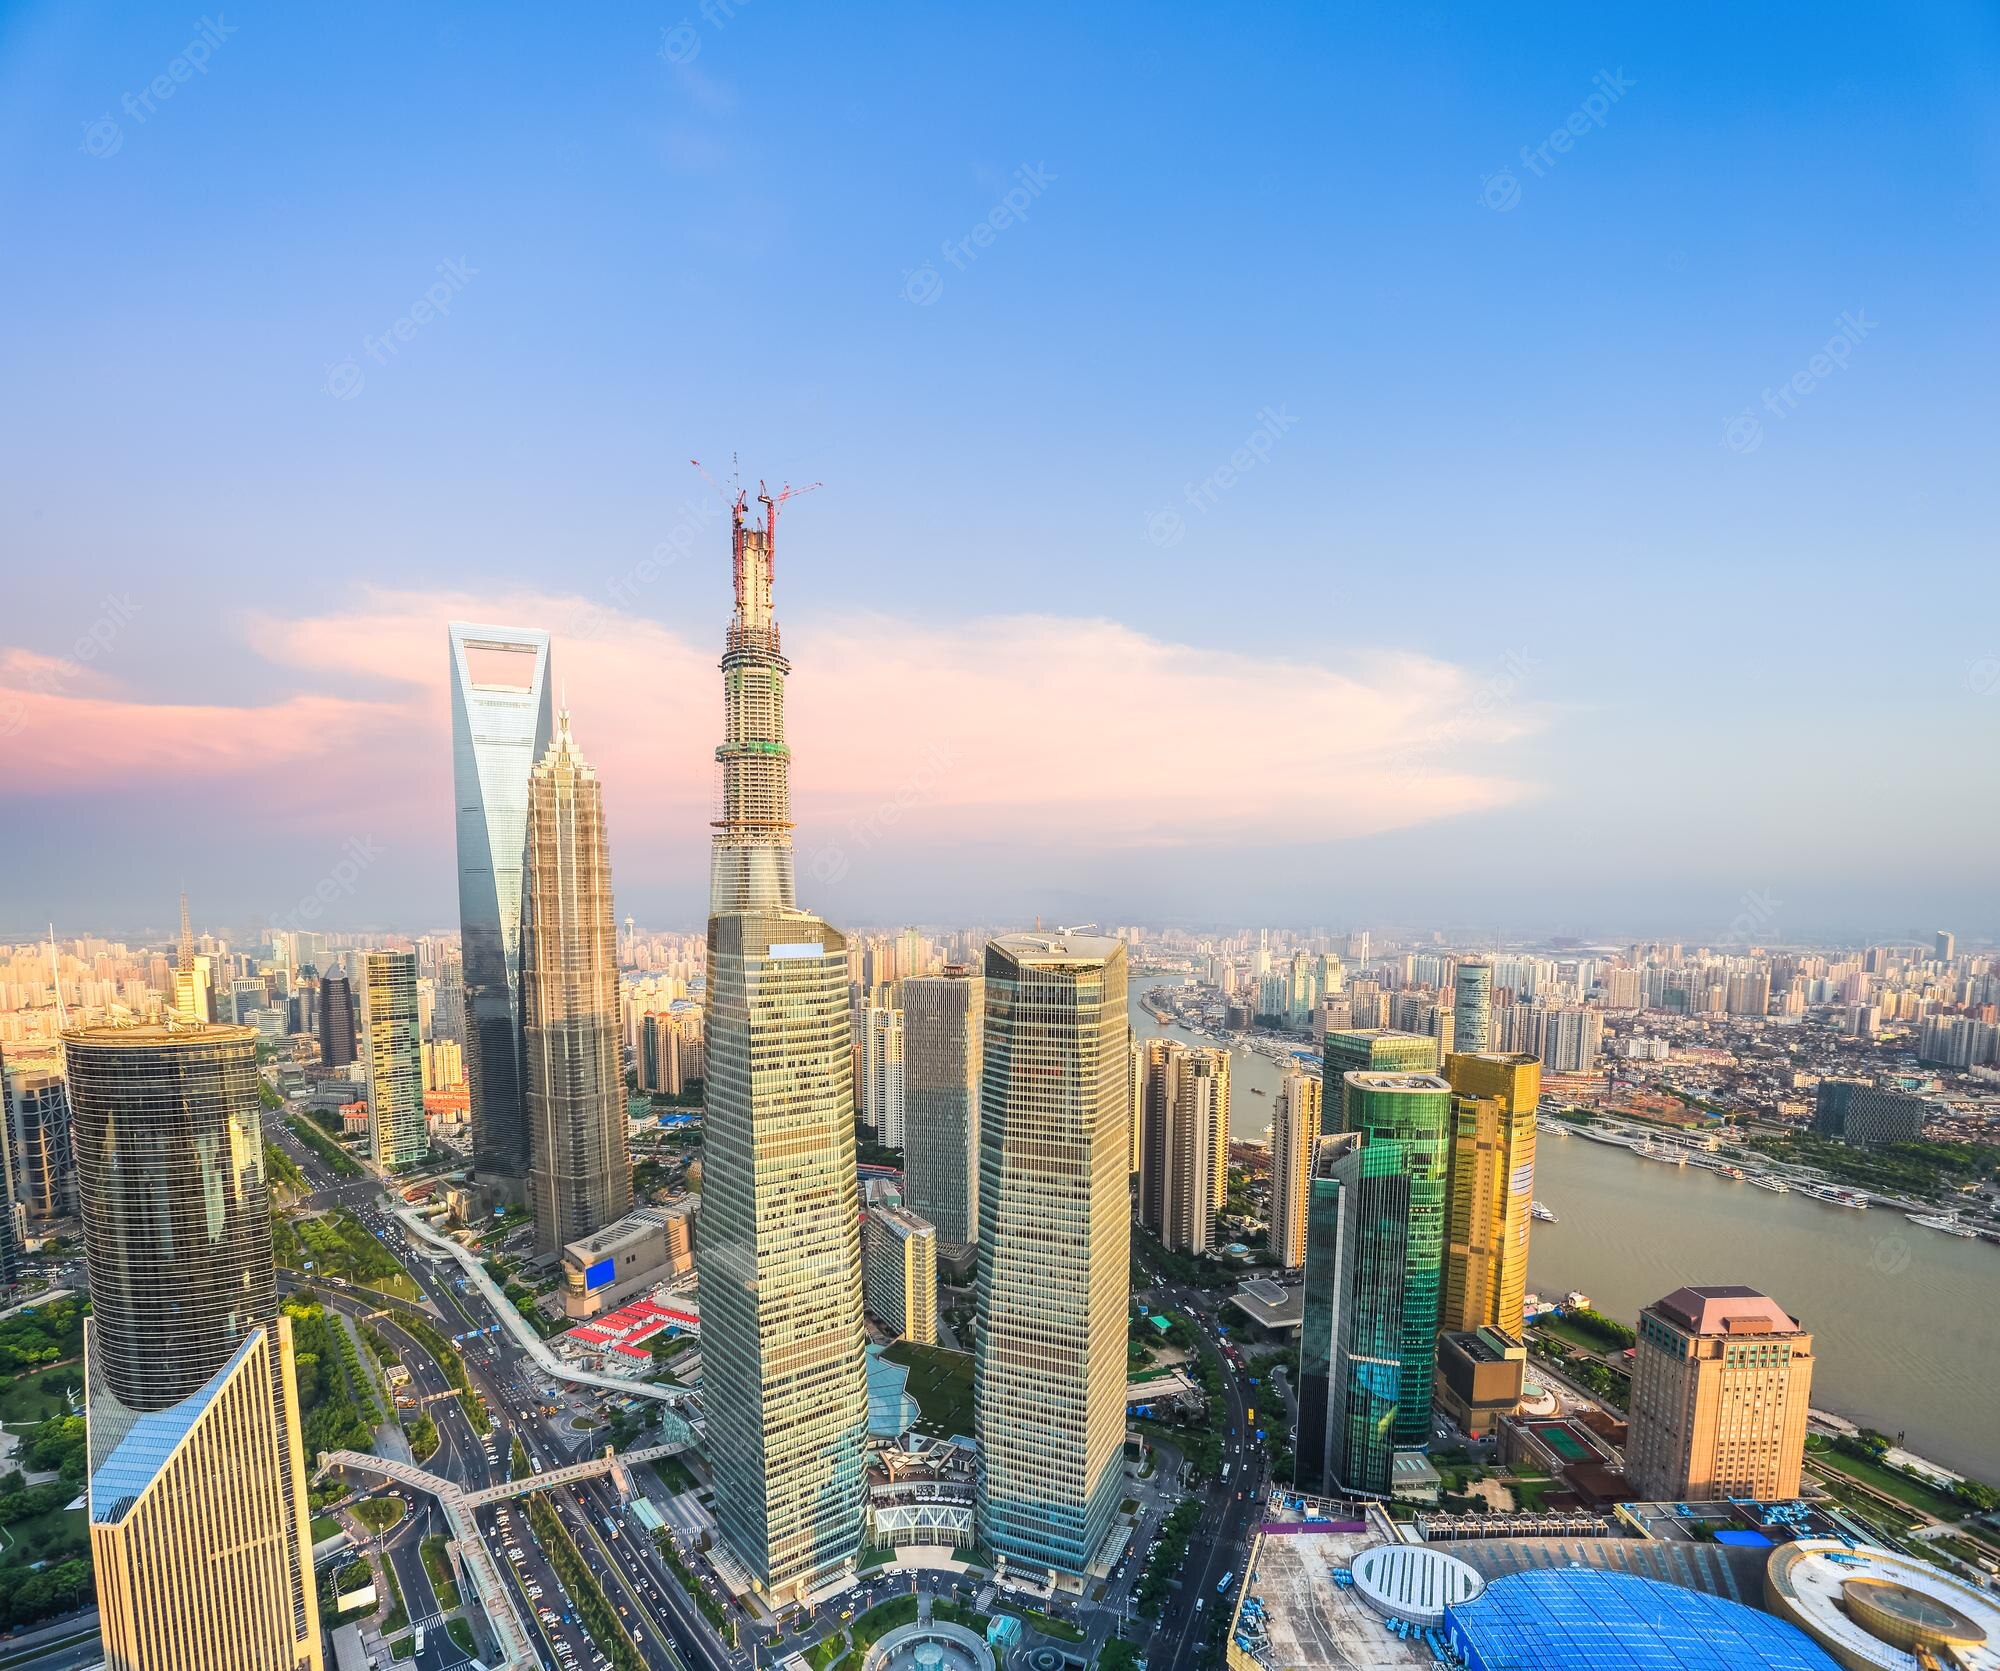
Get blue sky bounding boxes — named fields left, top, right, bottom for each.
left=2, top=0, right=1996, bottom=943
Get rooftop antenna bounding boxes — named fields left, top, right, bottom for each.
left=177, top=889, right=194, bottom=973
left=47, top=926, right=67, bottom=1031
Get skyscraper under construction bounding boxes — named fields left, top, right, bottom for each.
left=694, top=478, right=869, bottom=1603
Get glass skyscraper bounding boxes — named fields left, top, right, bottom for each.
left=362, top=951, right=426, bottom=1168
left=696, top=488, right=868, bottom=1603
left=1441, top=1052, right=1539, bottom=1337
left=975, top=933, right=1130, bottom=1578
left=522, top=709, right=632, bottom=1256
left=449, top=621, right=553, bottom=1204
left=67, top=1023, right=321, bottom=1671
left=1341, top=1071, right=1451, bottom=1449
left=1298, top=1069, right=1453, bottom=1496
left=900, top=968, right=982, bottom=1255
left=1452, top=960, right=1494, bottom=1056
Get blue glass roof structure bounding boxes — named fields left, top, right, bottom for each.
left=91, top=1333, right=259, bottom=1524
left=1445, top=1567, right=1843, bottom=1671
left=865, top=1344, right=920, bottom=1438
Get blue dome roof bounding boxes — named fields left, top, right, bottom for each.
left=1446, top=1566, right=1843, bottom=1671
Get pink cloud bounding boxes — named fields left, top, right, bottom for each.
left=1, top=589, right=1545, bottom=867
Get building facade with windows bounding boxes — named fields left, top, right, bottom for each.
left=448, top=620, right=554, bottom=1205
left=975, top=934, right=1130, bottom=1577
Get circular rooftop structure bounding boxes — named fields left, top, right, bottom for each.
left=1767, top=1540, right=2000, bottom=1671
left=864, top=1622, right=994, bottom=1671
left=1351, top=1542, right=1484, bottom=1626
left=1445, top=1567, right=1843, bottom=1671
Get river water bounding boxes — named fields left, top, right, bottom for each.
left=1129, top=975, right=2000, bottom=1480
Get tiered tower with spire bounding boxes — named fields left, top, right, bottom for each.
left=695, top=472, right=868, bottom=1604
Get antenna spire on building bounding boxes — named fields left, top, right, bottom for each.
left=47, top=925, right=67, bottom=1031
left=177, top=890, right=194, bottom=973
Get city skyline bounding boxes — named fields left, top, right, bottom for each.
left=4, top=4, right=1996, bottom=939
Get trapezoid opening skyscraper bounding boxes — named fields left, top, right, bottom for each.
left=449, top=621, right=553, bottom=1208
left=693, top=476, right=869, bottom=1605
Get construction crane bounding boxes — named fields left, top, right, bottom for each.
left=758, top=478, right=822, bottom=544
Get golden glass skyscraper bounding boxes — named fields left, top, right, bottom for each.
left=522, top=709, right=633, bottom=1256
left=1440, top=1051, right=1539, bottom=1336
left=696, top=485, right=868, bottom=1603
left=66, top=1023, right=321, bottom=1671
left=362, top=950, right=426, bottom=1169
left=976, top=933, right=1130, bottom=1578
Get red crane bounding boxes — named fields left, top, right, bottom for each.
left=758, top=478, right=822, bottom=544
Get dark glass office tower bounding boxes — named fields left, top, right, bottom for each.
left=316, top=971, right=357, bottom=1071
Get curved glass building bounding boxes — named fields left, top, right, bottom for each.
left=67, top=1022, right=321, bottom=1671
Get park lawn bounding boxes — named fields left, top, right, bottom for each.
left=1812, top=1452, right=1966, bottom=1522
left=648, top=1453, right=699, bottom=1494
left=447, top=1618, right=477, bottom=1656
left=805, top=1633, right=847, bottom=1671
left=882, top=1341, right=974, bottom=1439
left=850, top=1596, right=919, bottom=1654
left=1004, top=1608, right=1086, bottom=1644
left=310, top=1514, right=342, bottom=1543
left=352, top=1496, right=405, bottom=1533
left=0, top=1501, right=88, bottom=1567
left=1531, top=1317, right=1624, bottom=1358
left=0, top=1362, right=85, bottom=1424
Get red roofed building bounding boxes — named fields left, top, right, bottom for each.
left=1626, top=1284, right=1814, bottom=1503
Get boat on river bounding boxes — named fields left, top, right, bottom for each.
left=1531, top=1201, right=1558, bottom=1223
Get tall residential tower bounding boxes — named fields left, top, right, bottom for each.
left=521, top=709, right=633, bottom=1256
left=449, top=621, right=554, bottom=1205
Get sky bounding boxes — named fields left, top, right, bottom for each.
left=2, top=0, right=1997, bottom=946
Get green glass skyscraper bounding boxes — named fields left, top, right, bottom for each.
left=695, top=485, right=868, bottom=1604
left=1297, top=1070, right=1452, bottom=1496
left=1323, top=1028, right=1438, bottom=1124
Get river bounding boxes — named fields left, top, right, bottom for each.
left=1129, top=974, right=2000, bottom=1480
